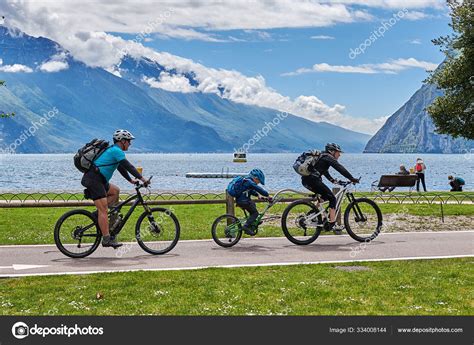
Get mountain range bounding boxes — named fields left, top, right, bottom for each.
left=0, top=26, right=370, bottom=153
left=364, top=74, right=474, bottom=153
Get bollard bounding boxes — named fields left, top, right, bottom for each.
left=225, top=191, right=236, bottom=226
left=225, top=190, right=235, bottom=217
left=332, top=187, right=341, bottom=225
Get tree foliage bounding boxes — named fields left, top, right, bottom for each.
left=426, top=0, right=473, bottom=139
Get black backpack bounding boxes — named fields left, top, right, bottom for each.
left=293, top=150, right=322, bottom=176
left=73, top=139, right=110, bottom=173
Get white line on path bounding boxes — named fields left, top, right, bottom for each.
left=0, top=264, right=49, bottom=271
left=0, top=254, right=472, bottom=278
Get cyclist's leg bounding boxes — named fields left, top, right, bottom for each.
left=106, top=183, right=120, bottom=206
left=309, top=178, right=336, bottom=223
left=237, top=201, right=258, bottom=226
left=94, top=197, right=110, bottom=237
left=81, top=170, right=109, bottom=225
left=237, top=200, right=258, bottom=234
left=81, top=170, right=121, bottom=246
left=245, top=201, right=259, bottom=227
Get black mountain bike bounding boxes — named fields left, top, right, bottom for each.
left=54, top=177, right=180, bottom=258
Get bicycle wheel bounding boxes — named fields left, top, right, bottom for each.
left=211, top=214, right=242, bottom=248
left=54, top=209, right=101, bottom=258
left=281, top=200, right=322, bottom=245
left=135, top=207, right=180, bottom=255
left=344, top=198, right=383, bottom=242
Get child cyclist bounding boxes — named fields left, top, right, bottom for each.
left=227, top=168, right=272, bottom=235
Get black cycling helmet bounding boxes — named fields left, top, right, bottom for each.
left=325, top=143, right=343, bottom=153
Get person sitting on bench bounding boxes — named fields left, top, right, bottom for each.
left=448, top=175, right=465, bottom=192
left=380, top=164, right=410, bottom=192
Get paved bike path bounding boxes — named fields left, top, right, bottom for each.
left=0, top=231, right=472, bottom=277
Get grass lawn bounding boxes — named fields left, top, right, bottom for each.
left=0, top=202, right=473, bottom=245
left=0, top=258, right=472, bottom=316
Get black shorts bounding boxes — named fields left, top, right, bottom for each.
left=81, top=169, right=110, bottom=201
left=301, top=175, right=337, bottom=208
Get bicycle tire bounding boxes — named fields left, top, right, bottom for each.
left=135, top=207, right=181, bottom=255
left=281, top=200, right=322, bottom=245
left=211, top=214, right=243, bottom=248
left=54, top=209, right=101, bottom=258
left=344, top=198, right=383, bottom=242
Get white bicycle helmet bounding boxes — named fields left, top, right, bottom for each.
left=113, top=129, right=135, bottom=142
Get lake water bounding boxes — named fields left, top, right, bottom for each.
left=0, top=153, right=472, bottom=192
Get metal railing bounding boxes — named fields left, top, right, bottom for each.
left=0, top=191, right=472, bottom=208
left=1, top=190, right=472, bottom=226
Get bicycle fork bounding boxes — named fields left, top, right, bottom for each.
left=346, top=193, right=366, bottom=222
left=143, top=205, right=162, bottom=235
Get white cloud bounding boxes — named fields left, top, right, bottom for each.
left=410, top=38, right=422, bottom=44
left=243, top=30, right=273, bottom=41
left=155, top=26, right=228, bottom=42
left=0, top=0, right=399, bottom=134
left=404, top=11, right=429, bottom=20
left=39, top=52, right=69, bottom=72
left=291, top=95, right=389, bottom=133
left=0, top=64, right=33, bottom=73
left=283, top=58, right=438, bottom=76
left=381, top=57, right=437, bottom=71
left=143, top=73, right=197, bottom=93
left=39, top=60, right=68, bottom=72
left=283, top=63, right=377, bottom=76
left=310, top=35, right=335, bottom=40
left=0, top=0, right=382, bottom=42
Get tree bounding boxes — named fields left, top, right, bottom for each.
left=0, top=80, right=15, bottom=118
left=426, top=0, right=473, bottom=139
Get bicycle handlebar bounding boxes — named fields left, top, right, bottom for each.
left=336, top=176, right=362, bottom=186
left=135, top=176, right=153, bottom=189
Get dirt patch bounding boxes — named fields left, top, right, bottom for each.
left=261, top=213, right=473, bottom=232
left=382, top=215, right=474, bottom=232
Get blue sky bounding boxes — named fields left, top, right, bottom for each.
left=1, top=0, right=452, bottom=134
left=131, top=7, right=449, bottom=123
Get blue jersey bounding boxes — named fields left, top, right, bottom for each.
left=93, top=144, right=126, bottom=182
left=235, top=177, right=269, bottom=203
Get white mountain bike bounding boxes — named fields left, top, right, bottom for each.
left=281, top=179, right=383, bottom=245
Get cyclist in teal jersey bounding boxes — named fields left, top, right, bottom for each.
left=81, top=129, right=149, bottom=248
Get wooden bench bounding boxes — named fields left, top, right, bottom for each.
left=371, top=174, right=418, bottom=192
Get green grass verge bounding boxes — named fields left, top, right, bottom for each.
left=0, top=258, right=472, bottom=315
left=0, top=202, right=473, bottom=245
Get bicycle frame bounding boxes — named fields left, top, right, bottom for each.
left=108, top=187, right=151, bottom=236
left=237, top=190, right=287, bottom=227
left=300, top=182, right=354, bottom=227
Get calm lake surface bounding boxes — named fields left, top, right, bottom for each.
left=0, top=153, right=472, bottom=192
